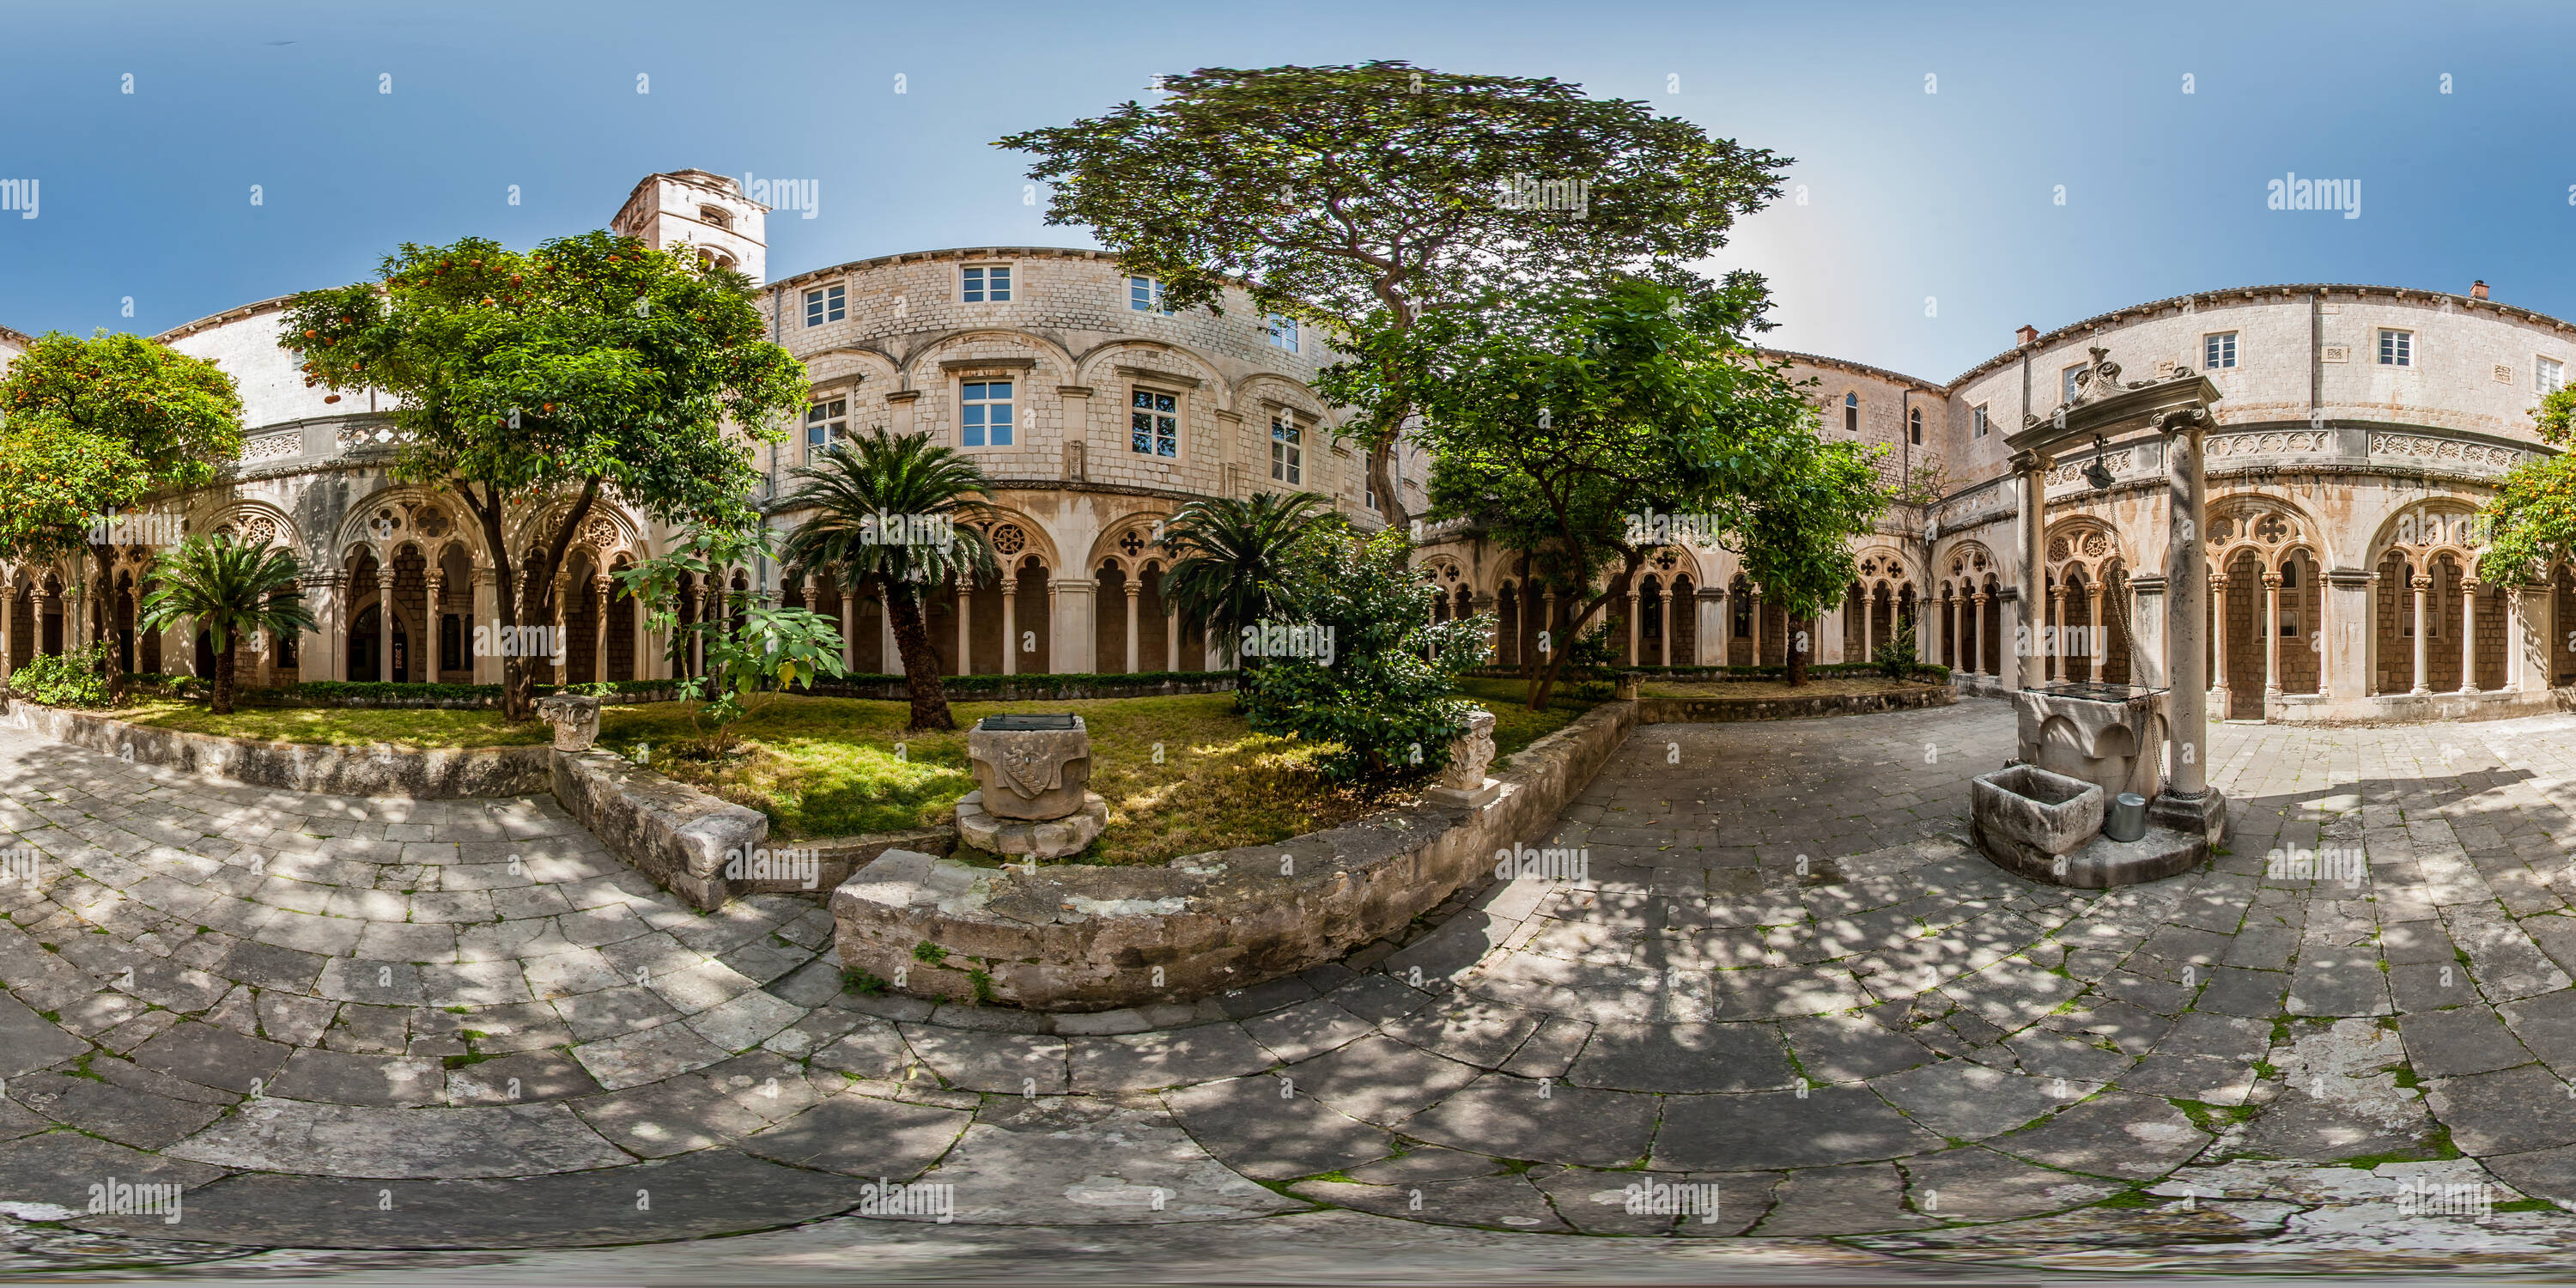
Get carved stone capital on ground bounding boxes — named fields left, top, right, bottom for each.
left=534, top=693, right=602, bottom=751
left=967, top=714, right=1094, bottom=822
left=1426, top=708, right=1502, bottom=809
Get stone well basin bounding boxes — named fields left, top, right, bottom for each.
left=1971, top=763, right=2105, bottom=881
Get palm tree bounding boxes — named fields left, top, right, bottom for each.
left=779, top=428, right=999, bottom=731
left=137, top=536, right=316, bottom=715
left=1156, top=491, right=1333, bottom=690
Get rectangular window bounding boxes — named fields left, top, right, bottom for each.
left=803, top=398, right=848, bottom=458
left=960, top=381, right=1014, bottom=447
left=1270, top=412, right=1303, bottom=483
left=804, top=284, right=845, bottom=327
left=2204, top=331, right=2238, bottom=369
left=1131, top=388, right=1178, bottom=456
left=2063, top=365, right=2084, bottom=403
left=1267, top=314, right=1299, bottom=353
left=1972, top=404, right=1990, bottom=439
left=2541, top=356, right=2566, bottom=394
left=2379, top=329, right=2413, bottom=366
left=961, top=265, right=1010, bottom=303
left=1128, top=276, right=1170, bottom=314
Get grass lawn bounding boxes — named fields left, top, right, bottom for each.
left=1636, top=674, right=1940, bottom=699
left=102, top=683, right=1601, bottom=864
left=118, top=700, right=553, bottom=749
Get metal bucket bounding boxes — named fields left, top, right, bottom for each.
left=2105, top=792, right=2148, bottom=843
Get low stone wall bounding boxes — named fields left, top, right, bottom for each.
left=0, top=698, right=551, bottom=798
left=550, top=750, right=767, bottom=911
left=1632, top=683, right=1956, bottom=723
left=2269, top=687, right=2576, bottom=726
left=810, top=676, right=1233, bottom=702
left=829, top=699, right=1638, bottom=1012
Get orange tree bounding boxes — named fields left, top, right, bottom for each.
left=0, top=330, right=244, bottom=688
left=2479, top=385, right=2576, bottom=586
left=279, top=233, right=805, bottom=720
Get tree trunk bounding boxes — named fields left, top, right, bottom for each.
left=1367, top=443, right=1407, bottom=530
left=212, top=640, right=237, bottom=715
left=1785, top=616, right=1810, bottom=687
left=1527, top=588, right=1613, bottom=711
left=94, top=547, right=125, bottom=702
left=882, top=580, right=952, bottom=732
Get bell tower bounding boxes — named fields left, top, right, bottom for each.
left=609, top=169, right=768, bottom=285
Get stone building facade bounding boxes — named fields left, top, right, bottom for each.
left=0, top=170, right=1425, bottom=687
left=0, top=167, right=2561, bottom=725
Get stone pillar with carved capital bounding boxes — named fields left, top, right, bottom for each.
left=2010, top=450, right=2052, bottom=690
left=594, top=575, right=613, bottom=683
left=2159, top=407, right=2217, bottom=813
left=956, top=582, right=973, bottom=676
left=2410, top=575, right=2432, bottom=695
left=2209, top=574, right=2232, bottom=711
left=1660, top=586, right=1677, bottom=666
left=1123, top=581, right=1140, bottom=674
left=2459, top=580, right=2480, bottom=694
left=2262, top=571, right=2282, bottom=701
left=2087, top=580, right=2106, bottom=683
left=999, top=577, right=1018, bottom=676
left=1625, top=589, right=1640, bottom=665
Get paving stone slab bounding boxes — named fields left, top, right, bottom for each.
left=1650, top=1084, right=1947, bottom=1172
left=902, top=1096, right=1303, bottom=1224
left=64, top=1150, right=865, bottom=1248
left=167, top=1099, right=630, bottom=1178
left=1400, top=1073, right=1658, bottom=1168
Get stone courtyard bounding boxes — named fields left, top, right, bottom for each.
left=9, top=698, right=2576, bottom=1279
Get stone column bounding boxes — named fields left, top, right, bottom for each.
left=548, top=576, right=569, bottom=685
left=837, top=574, right=856, bottom=673
left=2508, top=586, right=2524, bottom=691
left=1862, top=591, right=1877, bottom=667
left=1697, top=588, right=1725, bottom=665
left=1051, top=576, right=1096, bottom=673
left=2159, top=410, right=2215, bottom=811
left=1946, top=593, right=1960, bottom=669
left=1748, top=589, right=1763, bottom=666
left=2409, top=574, right=2432, bottom=695
left=1122, top=580, right=1140, bottom=674
left=1661, top=586, right=1677, bottom=666
left=2010, top=450, right=2051, bottom=691
left=2262, top=570, right=2283, bottom=702
left=593, top=575, right=612, bottom=684
left=2048, top=584, right=2068, bottom=682
left=2459, top=580, right=2480, bottom=694
left=956, top=582, right=973, bottom=676
left=2087, top=580, right=2106, bottom=683
left=2209, top=574, right=2232, bottom=712
left=1971, top=592, right=1990, bottom=676
left=1165, top=594, right=1182, bottom=672
left=1625, top=587, right=1640, bottom=666
left=999, top=577, right=1018, bottom=676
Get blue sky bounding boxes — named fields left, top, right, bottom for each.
left=1, top=0, right=2568, bottom=383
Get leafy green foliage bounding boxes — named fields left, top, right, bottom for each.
left=617, top=524, right=846, bottom=745
left=0, top=330, right=244, bottom=562
left=2478, top=450, right=2576, bottom=587
left=999, top=60, right=1787, bottom=523
left=137, top=537, right=317, bottom=715
left=9, top=643, right=116, bottom=708
left=277, top=232, right=807, bottom=719
left=1873, top=614, right=1921, bottom=679
left=1339, top=271, right=1853, bottom=703
left=1155, top=491, right=1335, bottom=680
left=1241, top=530, right=1491, bottom=783
left=777, top=428, right=1001, bottom=731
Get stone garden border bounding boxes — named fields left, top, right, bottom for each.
left=0, top=697, right=552, bottom=798
left=828, top=699, right=1639, bottom=1012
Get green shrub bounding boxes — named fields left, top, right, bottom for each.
left=1873, top=615, right=1920, bottom=679
left=10, top=643, right=115, bottom=708
left=1242, top=530, right=1492, bottom=784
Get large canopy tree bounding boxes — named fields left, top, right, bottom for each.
left=997, top=61, right=1787, bottom=528
left=0, top=330, right=245, bottom=692
left=280, top=233, right=806, bottom=720
left=1341, top=270, right=1878, bottom=707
